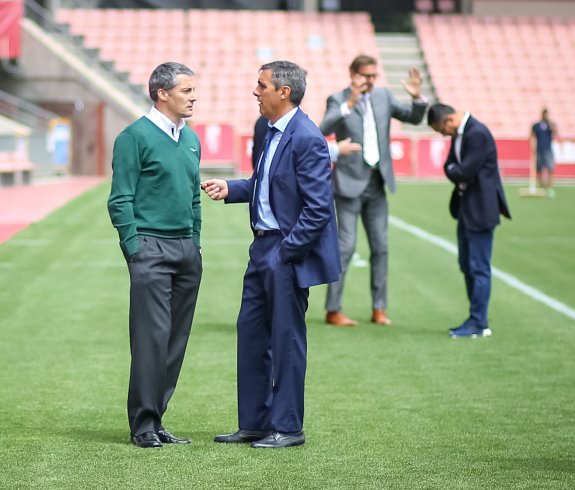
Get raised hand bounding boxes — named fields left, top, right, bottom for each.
left=401, top=67, right=423, bottom=99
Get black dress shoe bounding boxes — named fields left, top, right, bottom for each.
left=131, top=431, right=162, bottom=448
left=214, top=429, right=273, bottom=443
left=250, top=431, right=305, bottom=448
left=157, top=429, right=191, bottom=444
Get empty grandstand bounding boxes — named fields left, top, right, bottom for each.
left=54, top=8, right=380, bottom=135
left=416, top=13, right=575, bottom=136
left=1, top=0, right=575, bottom=178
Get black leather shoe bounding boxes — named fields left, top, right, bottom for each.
left=214, top=429, right=273, bottom=443
left=131, top=431, right=162, bottom=448
left=250, top=431, right=305, bottom=448
left=157, top=429, right=191, bottom=444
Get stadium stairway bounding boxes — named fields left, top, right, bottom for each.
left=21, top=17, right=149, bottom=119
left=12, top=14, right=151, bottom=174
left=376, top=33, right=435, bottom=136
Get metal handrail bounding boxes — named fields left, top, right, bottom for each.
left=0, top=89, right=60, bottom=130
left=23, top=0, right=149, bottom=105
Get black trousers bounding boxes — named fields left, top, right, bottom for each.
left=125, top=235, right=202, bottom=436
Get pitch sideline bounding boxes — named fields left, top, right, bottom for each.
left=390, top=216, right=575, bottom=321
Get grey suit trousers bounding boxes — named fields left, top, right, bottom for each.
left=126, top=235, right=202, bottom=436
left=326, top=170, right=388, bottom=312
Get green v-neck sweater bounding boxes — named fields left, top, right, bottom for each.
left=108, top=117, right=202, bottom=257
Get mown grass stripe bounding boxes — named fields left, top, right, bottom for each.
left=390, top=215, right=575, bottom=320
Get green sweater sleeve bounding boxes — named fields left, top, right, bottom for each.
left=192, top=142, right=202, bottom=248
left=107, top=131, right=141, bottom=256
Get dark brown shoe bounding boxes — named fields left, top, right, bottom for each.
left=371, top=308, right=392, bottom=325
left=326, top=311, right=358, bottom=327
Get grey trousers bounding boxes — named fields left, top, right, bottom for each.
left=125, top=235, right=202, bottom=436
left=326, top=170, right=388, bottom=312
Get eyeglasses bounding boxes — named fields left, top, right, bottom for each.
left=358, top=73, right=377, bottom=79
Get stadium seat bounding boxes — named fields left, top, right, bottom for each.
left=55, top=8, right=382, bottom=137
left=415, top=14, right=575, bottom=136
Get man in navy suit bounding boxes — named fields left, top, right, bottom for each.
left=202, top=60, right=341, bottom=447
left=428, top=103, right=511, bottom=338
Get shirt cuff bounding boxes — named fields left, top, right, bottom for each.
left=328, top=142, right=340, bottom=162
left=340, top=101, right=352, bottom=117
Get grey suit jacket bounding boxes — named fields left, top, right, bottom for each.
left=320, top=87, right=427, bottom=198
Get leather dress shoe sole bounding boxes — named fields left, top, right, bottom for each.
left=214, top=429, right=273, bottom=443
left=158, top=429, right=191, bottom=444
left=250, top=431, right=305, bottom=448
left=132, top=431, right=162, bottom=448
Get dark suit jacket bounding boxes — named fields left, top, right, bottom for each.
left=227, top=108, right=342, bottom=288
left=444, top=116, right=511, bottom=231
left=320, top=87, right=427, bottom=198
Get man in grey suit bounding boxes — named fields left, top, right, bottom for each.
left=321, top=54, right=428, bottom=327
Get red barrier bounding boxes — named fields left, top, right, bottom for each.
left=193, top=123, right=235, bottom=168
left=389, top=137, right=412, bottom=176
left=0, top=0, right=23, bottom=59
left=239, top=135, right=254, bottom=174
left=415, top=137, right=450, bottom=177
left=234, top=131, right=575, bottom=178
left=553, top=139, right=575, bottom=178
left=414, top=137, right=575, bottom=178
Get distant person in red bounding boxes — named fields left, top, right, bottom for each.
left=531, top=108, right=557, bottom=198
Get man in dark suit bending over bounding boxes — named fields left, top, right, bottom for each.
left=428, top=103, right=511, bottom=339
left=202, top=61, right=341, bottom=448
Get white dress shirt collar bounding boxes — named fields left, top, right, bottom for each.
left=269, top=106, right=298, bottom=133
left=454, top=112, right=471, bottom=164
left=458, top=112, right=471, bottom=136
left=145, top=106, right=185, bottom=141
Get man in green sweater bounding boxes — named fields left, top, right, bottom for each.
left=108, top=62, right=203, bottom=448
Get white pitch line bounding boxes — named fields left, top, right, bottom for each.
left=390, top=215, right=575, bottom=321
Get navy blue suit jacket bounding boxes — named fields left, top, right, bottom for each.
left=252, top=115, right=269, bottom=169
left=226, top=108, right=342, bottom=288
left=444, top=116, right=511, bottom=231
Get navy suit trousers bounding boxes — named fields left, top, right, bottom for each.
left=236, top=234, right=309, bottom=433
left=457, top=221, right=494, bottom=328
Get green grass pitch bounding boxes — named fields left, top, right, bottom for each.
left=0, top=181, right=573, bottom=489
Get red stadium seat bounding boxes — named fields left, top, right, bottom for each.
left=56, top=8, right=381, bottom=137
left=416, top=14, right=575, bottom=136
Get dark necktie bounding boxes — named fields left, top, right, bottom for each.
left=251, top=126, right=279, bottom=228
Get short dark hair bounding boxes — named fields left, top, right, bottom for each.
left=349, top=54, right=378, bottom=73
left=427, top=103, right=456, bottom=126
left=148, top=62, right=195, bottom=102
left=260, top=60, right=307, bottom=106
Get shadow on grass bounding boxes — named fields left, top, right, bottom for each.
left=496, top=457, right=575, bottom=473
left=61, top=428, right=129, bottom=445
left=62, top=428, right=234, bottom=447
